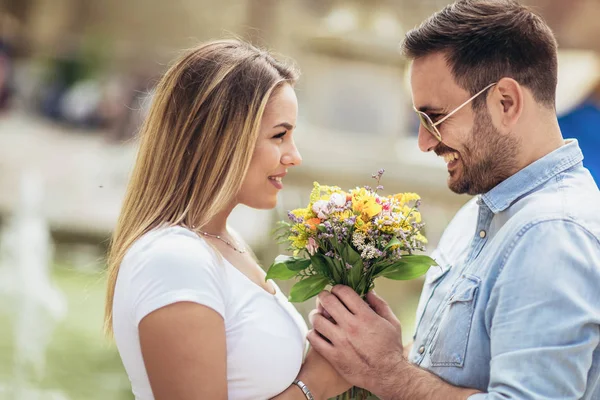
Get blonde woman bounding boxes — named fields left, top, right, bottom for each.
left=105, top=40, right=349, bottom=400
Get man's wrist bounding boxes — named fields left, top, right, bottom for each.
left=377, top=359, right=482, bottom=400
left=374, top=356, right=413, bottom=400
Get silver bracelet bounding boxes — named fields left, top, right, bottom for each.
left=293, top=379, right=315, bottom=400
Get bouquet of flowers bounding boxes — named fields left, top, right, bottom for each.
left=267, top=170, right=436, bottom=400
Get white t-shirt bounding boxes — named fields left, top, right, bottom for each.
left=112, top=226, right=308, bottom=400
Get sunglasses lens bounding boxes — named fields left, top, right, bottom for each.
left=417, top=112, right=441, bottom=141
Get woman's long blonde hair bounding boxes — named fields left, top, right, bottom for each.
left=104, top=39, right=298, bottom=335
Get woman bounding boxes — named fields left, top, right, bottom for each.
left=105, top=40, right=348, bottom=400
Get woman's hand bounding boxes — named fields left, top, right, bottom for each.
left=272, top=346, right=350, bottom=400
left=299, top=347, right=352, bottom=399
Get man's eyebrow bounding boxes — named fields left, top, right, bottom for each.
left=416, top=105, right=445, bottom=114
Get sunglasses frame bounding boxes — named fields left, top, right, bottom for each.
left=413, top=82, right=498, bottom=142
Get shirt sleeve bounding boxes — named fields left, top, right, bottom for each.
left=127, top=233, right=227, bottom=326
left=469, top=220, right=600, bottom=400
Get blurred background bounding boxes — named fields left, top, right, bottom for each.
left=0, top=0, right=598, bottom=398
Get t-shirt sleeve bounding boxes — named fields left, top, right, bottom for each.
left=125, top=233, right=227, bottom=326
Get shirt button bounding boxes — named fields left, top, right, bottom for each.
left=418, top=345, right=425, bottom=355
left=479, top=230, right=487, bottom=238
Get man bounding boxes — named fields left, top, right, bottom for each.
left=308, top=1, right=600, bottom=399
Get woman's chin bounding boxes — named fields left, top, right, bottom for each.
left=241, top=197, right=278, bottom=210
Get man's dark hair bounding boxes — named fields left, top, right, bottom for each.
left=401, top=0, right=558, bottom=109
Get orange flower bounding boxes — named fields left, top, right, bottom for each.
left=306, top=218, right=321, bottom=231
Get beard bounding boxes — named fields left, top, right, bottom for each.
left=436, top=108, right=520, bottom=195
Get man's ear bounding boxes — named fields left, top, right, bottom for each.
left=490, top=77, right=523, bottom=131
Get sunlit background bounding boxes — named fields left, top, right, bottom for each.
left=0, top=0, right=599, bottom=399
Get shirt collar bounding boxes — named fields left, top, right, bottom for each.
left=480, top=140, right=583, bottom=213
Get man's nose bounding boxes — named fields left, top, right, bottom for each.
left=417, top=126, right=439, bottom=153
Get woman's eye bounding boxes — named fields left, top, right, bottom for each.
left=273, top=131, right=286, bottom=139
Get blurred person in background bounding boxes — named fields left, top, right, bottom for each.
left=104, top=39, right=349, bottom=400
left=559, top=80, right=600, bottom=186
left=309, top=1, right=600, bottom=399
left=0, top=39, right=13, bottom=112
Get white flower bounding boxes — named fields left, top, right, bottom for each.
left=360, top=245, right=380, bottom=260
left=352, top=232, right=366, bottom=250
left=329, top=193, right=346, bottom=208
left=312, top=200, right=330, bottom=219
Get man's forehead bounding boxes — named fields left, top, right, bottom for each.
left=409, top=54, right=460, bottom=109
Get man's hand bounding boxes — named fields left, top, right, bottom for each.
left=307, top=285, right=404, bottom=392
left=309, top=285, right=482, bottom=400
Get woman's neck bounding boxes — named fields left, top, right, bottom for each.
left=199, top=204, right=236, bottom=236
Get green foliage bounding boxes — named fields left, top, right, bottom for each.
left=0, top=265, right=132, bottom=400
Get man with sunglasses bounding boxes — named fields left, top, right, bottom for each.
left=308, top=1, right=600, bottom=399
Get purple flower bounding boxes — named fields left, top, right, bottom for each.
left=377, top=185, right=384, bottom=191
left=345, top=262, right=353, bottom=270
left=288, top=211, right=303, bottom=224
left=378, top=168, right=385, bottom=175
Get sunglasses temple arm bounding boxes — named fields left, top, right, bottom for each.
left=433, top=83, right=497, bottom=127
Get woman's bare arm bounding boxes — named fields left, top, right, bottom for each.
left=139, top=302, right=228, bottom=400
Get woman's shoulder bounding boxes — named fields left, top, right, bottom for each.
left=123, top=225, right=220, bottom=273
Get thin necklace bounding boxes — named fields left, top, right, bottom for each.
left=198, top=230, right=247, bottom=254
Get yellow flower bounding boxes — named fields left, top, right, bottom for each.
left=289, top=230, right=309, bottom=250
left=412, top=211, right=422, bottom=223
left=393, top=192, right=421, bottom=206
left=310, top=182, right=345, bottom=205
left=290, top=207, right=313, bottom=220
left=324, top=185, right=343, bottom=195
left=377, top=224, right=396, bottom=235
left=351, top=188, right=382, bottom=219
left=309, top=182, right=322, bottom=204
left=353, top=197, right=382, bottom=219
left=415, top=233, right=428, bottom=244
left=354, top=218, right=372, bottom=233
left=362, top=198, right=383, bottom=219
left=331, top=210, right=354, bottom=222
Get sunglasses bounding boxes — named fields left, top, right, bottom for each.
left=413, top=82, right=497, bottom=142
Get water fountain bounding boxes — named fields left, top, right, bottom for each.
left=0, top=170, right=68, bottom=400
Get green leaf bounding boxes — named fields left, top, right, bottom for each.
left=326, top=256, right=343, bottom=284
left=341, top=244, right=364, bottom=288
left=370, top=260, right=393, bottom=278
left=383, top=237, right=401, bottom=251
left=379, top=255, right=436, bottom=280
left=265, top=262, right=297, bottom=280
left=341, top=243, right=362, bottom=265
left=310, top=254, right=329, bottom=276
left=312, top=254, right=338, bottom=282
left=266, top=255, right=311, bottom=281
left=288, top=275, right=330, bottom=302
left=276, top=255, right=312, bottom=271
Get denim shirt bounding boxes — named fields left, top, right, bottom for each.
left=409, top=140, right=600, bottom=399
